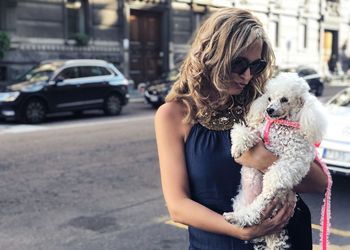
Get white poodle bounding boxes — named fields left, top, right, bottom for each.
left=223, top=72, right=328, bottom=250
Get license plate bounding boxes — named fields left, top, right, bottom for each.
left=149, top=95, right=159, bottom=102
left=145, top=92, right=159, bottom=102
left=323, top=149, right=350, bottom=162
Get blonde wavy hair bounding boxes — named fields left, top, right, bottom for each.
left=166, top=7, right=275, bottom=124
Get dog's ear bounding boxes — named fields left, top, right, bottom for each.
left=246, top=94, right=269, bottom=126
left=299, top=94, right=328, bottom=144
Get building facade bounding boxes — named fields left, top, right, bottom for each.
left=0, top=0, right=349, bottom=86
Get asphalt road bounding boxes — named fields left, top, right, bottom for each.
left=0, top=84, right=348, bottom=250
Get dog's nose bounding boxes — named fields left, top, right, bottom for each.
left=266, top=108, right=274, bottom=115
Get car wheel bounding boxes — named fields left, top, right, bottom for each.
left=23, top=99, right=46, bottom=124
left=104, top=94, right=122, bottom=116
left=316, top=87, right=324, bottom=97
left=151, top=102, right=162, bottom=109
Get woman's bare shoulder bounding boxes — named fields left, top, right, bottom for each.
left=156, top=101, right=186, bottom=120
left=155, top=101, right=191, bottom=139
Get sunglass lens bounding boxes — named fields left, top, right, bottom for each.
left=231, top=57, right=249, bottom=74
left=250, top=60, right=267, bottom=75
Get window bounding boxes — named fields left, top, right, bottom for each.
left=0, top=66, right=6, bottom=81
left=79, top=66, right=112, bottom=77
left=268, top=20, right=279, bottom=48
left=0, top=1, right=4, bottom=30
left=57, top=67, right=79, bottom=80
left=298, top=23, right=307, bottom=49
left=193, top=12, right=206, bottom=32
left=65, top=0, right=88, bottom=38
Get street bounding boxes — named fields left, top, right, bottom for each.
left=0, top=85, right=349, bottom=250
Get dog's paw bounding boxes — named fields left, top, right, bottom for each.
left=231, top=124, right=261, bottom=158
left=223, top=211, right=253, bottom=228
left=223, top=212, right=239, bottom=225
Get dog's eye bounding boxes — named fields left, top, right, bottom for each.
left=280, top=97, right=288, bottom=103
left=268, top=97, right=271, bottom=101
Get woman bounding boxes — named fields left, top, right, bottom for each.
left=155, top=8, right=327, bottom=250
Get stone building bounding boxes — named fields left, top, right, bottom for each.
left=0, top=0, right=349, bottom=86
left=0, top=0, right=125, bottom=83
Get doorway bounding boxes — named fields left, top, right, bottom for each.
left=323, top=30, right=339, bottom=73
left=129, top=10, right=162, bottom=87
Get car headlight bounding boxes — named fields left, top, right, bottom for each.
left=0, top=91, right=20, bottom=102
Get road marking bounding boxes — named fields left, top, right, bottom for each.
left=164, top=220, right=350, bottom=249
left=312, top=223, right=350, bottom=237
left=165, top=221, right=350, bottom=238
left=0, top=114, right=154, bottom=134
left=313, top=245, right=350, bottom=250
left=165, top=220, right=188, bottom=229
left=0, top=125, right=48, bottom=134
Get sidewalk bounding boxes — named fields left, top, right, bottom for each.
left=326, top=74, right=350, bottom=86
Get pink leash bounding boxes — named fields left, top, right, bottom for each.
left=263, top=115, right=332, bottom=250
left=315, top=148, right=332, bottom=250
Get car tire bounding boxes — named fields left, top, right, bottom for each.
left=104, top=94, right=122, bottom=116
left=316, top=87, right=324, bottom=97
left=151, top=102, right=162, bottom=109
left=23, top=99, right=46, bottom=124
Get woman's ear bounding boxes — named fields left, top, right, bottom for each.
left=246, top=94, right=269, bottom=126
left=299, top=94, right=328, bottom=144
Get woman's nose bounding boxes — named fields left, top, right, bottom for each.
left=240, top=68, right=252, bottom=81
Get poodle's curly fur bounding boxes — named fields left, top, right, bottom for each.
left=223, top=72, right=328, bottom=250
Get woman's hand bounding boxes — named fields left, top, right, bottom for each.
left=240, top=198, right=295, bottom=241
left=235, top=141, right=277, bottom=172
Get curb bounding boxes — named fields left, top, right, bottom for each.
left=130, top=97, right=145, bottom=103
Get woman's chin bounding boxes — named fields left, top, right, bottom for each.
left=228, top=88, right=243, bottom=96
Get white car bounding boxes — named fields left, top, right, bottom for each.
left=317, top=87, right=350, bottom=176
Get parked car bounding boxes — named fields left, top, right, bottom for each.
left=275, top=66, right=324, bottom=97
left=317, top=87, right=350, bottom=176
left=139, top=69, right=179, bottom=108
left=0, top=59, right=130, bottom=123
left=296, top=66, right=324, bottom=97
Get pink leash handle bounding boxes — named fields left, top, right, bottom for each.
left=314, top=146, right=332, bottom=250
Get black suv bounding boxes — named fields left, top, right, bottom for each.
left=0, top=59, right=130, bottom=123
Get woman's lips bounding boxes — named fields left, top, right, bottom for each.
left=235, top=82, right=246, bottom=89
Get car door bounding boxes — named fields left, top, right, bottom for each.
left=44, top=66, right=86, bottom=112
left=75, top=66, right=112, bottom=109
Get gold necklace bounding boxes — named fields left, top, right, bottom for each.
left=198, top=105, right=244, bottom=131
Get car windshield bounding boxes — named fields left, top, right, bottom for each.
left=297, top=68, right=316, bottom=75
left=329, top=88, right=350, bottom=107
left=16, top=64, right=58, bottom=82
left=161, top=69, right=179, bottom=81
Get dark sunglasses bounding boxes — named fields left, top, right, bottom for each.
left=231, top=57, right=267, bottom=76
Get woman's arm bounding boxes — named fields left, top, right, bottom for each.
left=235, top=141, right=277, bottom=172
left=236, top=141, right=327, bottom=193
left=294, top=160, right=327, bottom=193
left=155, top=102, right=293, bottom=240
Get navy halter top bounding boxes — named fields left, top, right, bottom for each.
left=185, top=123, right=254, bottom=250
left=184, top=123, right=312, bottom=250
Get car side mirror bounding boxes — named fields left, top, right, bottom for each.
left=55, top=76, right=64, bottom=85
